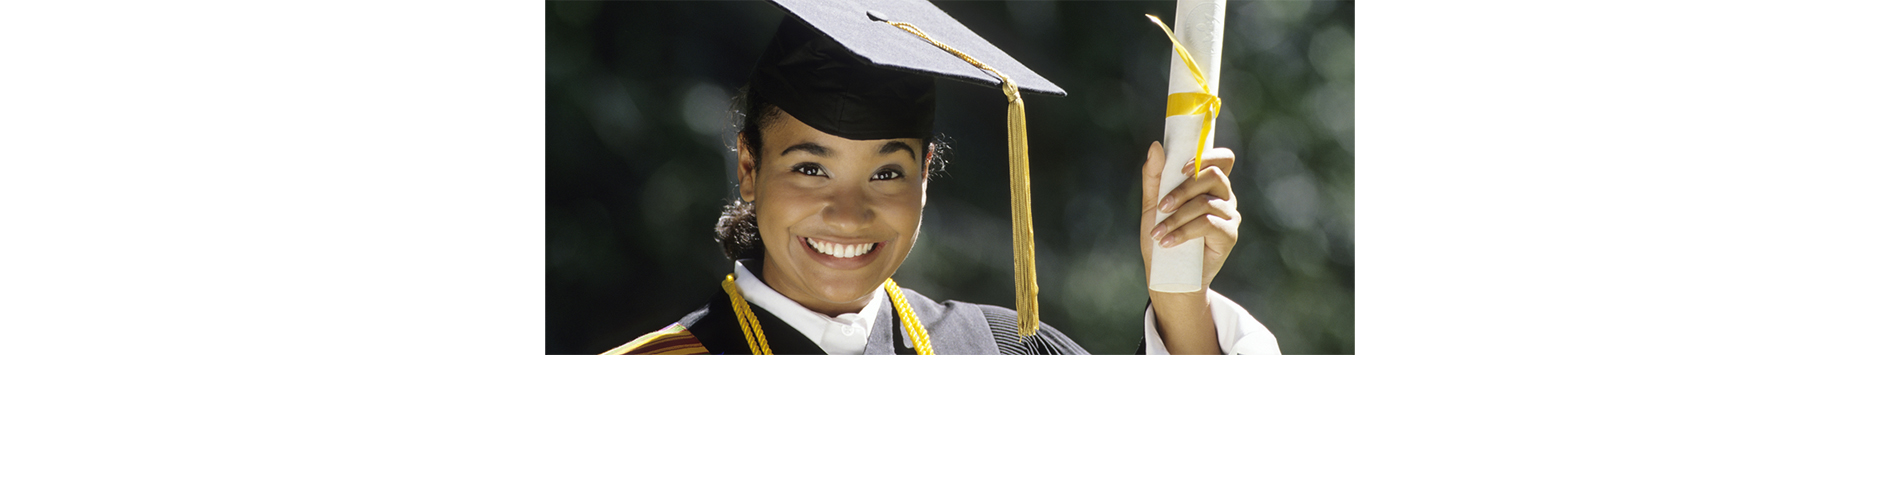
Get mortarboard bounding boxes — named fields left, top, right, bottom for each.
left=753, top=0, right=1062, bottom=339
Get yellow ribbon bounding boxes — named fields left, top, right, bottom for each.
left=1147, top=14, right=1221, bottom=181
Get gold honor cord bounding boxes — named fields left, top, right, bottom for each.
left=721, top=274, right=933, bottom=355
left=1146, top=14, right=1222, bottom=182
left=722, top=274, right=771, bottom=355
left=882, top=19, right=1039, bottom=339
left=883, top=279, right=934, bottom=355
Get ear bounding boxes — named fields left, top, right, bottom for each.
left=737, top=132, right=759, bottom=202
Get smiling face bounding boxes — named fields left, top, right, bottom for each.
left=738, top=112, right=928, bottom=316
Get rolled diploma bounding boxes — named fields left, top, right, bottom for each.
left=1150, top=0, right=1225, bottom=293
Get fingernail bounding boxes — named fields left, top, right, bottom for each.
left=1160, top=195, right=1174, bottom=211
left=1159, top=234, right=1175, bottom=247
left=1149, top=225, right=1163, bottom=240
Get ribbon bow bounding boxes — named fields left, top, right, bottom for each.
left=1147, top=14, right=1222, bottom=181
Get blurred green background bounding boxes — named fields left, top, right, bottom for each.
left=546, top=1, right=1353, bottom=354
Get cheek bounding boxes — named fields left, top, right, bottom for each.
left=750, top=195, right=789, bottom=246
left=752, top=187, right=814, bottom=242
left=884, top=191, right=926, bottom=240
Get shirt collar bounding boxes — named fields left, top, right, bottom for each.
left=733, top=260, right=883, bottom=354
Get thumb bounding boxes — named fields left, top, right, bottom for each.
left=1140, top=141, right=1163, bottom=208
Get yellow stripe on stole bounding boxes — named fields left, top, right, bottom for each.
left=600, top=324, right=692, bottom=355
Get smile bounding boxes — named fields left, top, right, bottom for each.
left=804, top=237, right=879, bottom=259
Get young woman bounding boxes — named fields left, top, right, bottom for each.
left=604, top=0, right=1276, bottom=355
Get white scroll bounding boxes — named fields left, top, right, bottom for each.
left=1150, top=0, right=1225, bottom=293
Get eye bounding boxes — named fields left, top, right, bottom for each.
left=871, top=167, right=904, bottom=181
left=791, top=163, right=827, bottom=177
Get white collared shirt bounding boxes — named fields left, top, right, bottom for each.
left=732, top=261, right=884, bottom=355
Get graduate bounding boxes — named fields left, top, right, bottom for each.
left=604, top=0, right=1277, bottom=355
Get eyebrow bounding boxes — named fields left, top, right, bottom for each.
left=879, top=141, right=917, bottom=162
left=779, top=142, right=832, bottom=158
left=778, top=141, right=918, bottom=162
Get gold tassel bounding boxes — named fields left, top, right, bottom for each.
left=883, top=20, right=1040, bottom=338
left=1003, top=78, right=1038, bottom=339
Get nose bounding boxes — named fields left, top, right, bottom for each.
left=821, top=185, right=875, bottom=232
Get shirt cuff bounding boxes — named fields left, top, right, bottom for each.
left=1142, top=289, right=1281, bottom=355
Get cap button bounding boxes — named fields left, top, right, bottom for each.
left=866, top=10, right=887, bottom=22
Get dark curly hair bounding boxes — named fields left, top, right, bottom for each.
left=714, top=84, right=951, bottom=261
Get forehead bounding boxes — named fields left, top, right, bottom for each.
left=762, top=111, right=925, bottom=156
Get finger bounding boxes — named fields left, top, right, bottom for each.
left=1151, top=195, right=1238, bottom=241
left=1180, top=147, right=1236, bottom=177
left=1158, top=212, right=1240, bottom=248
left=1159, top=166, right=1235, bottom=213
left=1138, top=141, right=1164, bottom=269
left=1139, top=141, right=1164, bottom=209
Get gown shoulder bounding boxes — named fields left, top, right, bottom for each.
left=925, top=294, right=1089, bottom=355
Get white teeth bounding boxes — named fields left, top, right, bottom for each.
left=807, top=238, right=874, bottom=258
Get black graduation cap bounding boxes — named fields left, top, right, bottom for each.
left=755, top=0, right=1065, bottom=140
left=750, top=0, right=1063, bottom=338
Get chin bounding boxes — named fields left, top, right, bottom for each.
left=801, top=268, right=887, bottom=304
